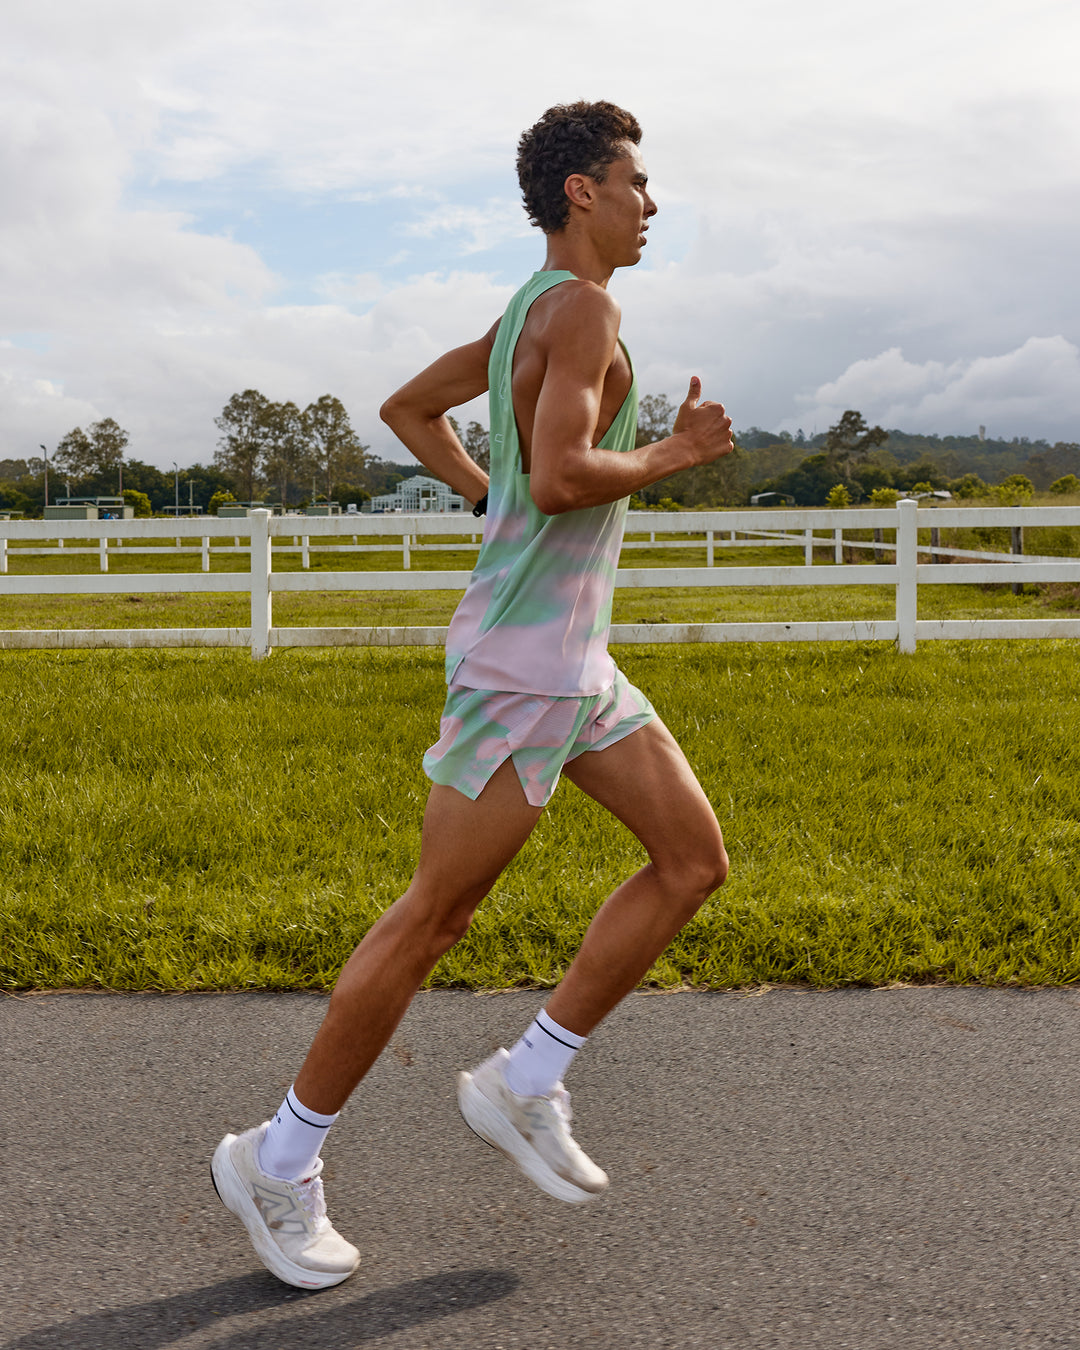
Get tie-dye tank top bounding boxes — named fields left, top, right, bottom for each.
left=444, top=270, right=638, bottom=696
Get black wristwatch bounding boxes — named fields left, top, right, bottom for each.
left=471, top=494, right=488, bottom=518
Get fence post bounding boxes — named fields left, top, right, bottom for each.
left=804, top=528, right=814, bottom=567
left=1011, top=512, right=1024, bottom=596
left=833, top=527, right=843, bottom=565
left=100, top=537, right=109, bottom=572
left=202, top=536, right=210, bottom=572
left=896, top=498, right=918, bottom=654
left=0, top=534, right=6, bottom=575
left=706, top=529, right=714, bottom=567
left=302, top=535, right=310, bottom=569
left=402, top=534, right=411, bottom=569
left=250, top=510, right=272, bottom=659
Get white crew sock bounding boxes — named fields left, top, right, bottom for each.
left=258, top=1085, right=339, bottom=1180
left=504, top=1007, right=587, bottom=1098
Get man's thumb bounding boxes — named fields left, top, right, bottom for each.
left=683, top=376, right=701, bottom=408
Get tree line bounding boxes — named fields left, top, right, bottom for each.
left=630, top=397, right=1080, bottom=508
left=2, top=391, right=1076, bottom=518
left=1, top=391, right=444, bottom=516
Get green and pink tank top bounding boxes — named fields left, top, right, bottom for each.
left=444, top=270, right=638, bottom=696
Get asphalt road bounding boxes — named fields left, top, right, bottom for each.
left=2, top=987, right=1078, bottom=1349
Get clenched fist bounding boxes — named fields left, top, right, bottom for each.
left=673, top=376, right=734, bottom=465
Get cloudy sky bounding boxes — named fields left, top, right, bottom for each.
left=4, top=0, right=1079, bottom=472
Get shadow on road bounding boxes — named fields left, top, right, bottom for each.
left=7, top=1268, right=520, bottom=1349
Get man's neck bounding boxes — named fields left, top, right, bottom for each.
left=540, top=233, right=614, bottom=288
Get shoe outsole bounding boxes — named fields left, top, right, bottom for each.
left=211, top=1134, right=356, bottom=1291
left=456, top=1070, right=602, bottom=1205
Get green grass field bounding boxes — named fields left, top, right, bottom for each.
left=1, top=641, right=1078, bottom=993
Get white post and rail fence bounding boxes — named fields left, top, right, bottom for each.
left=1, top=501, right=1078, bottom=658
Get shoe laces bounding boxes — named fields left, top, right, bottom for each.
left=550, top=1085, right=573, bottom=1126
left=292, top=1173, right=329, bottom=1232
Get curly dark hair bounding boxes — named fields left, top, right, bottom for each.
left=517, top=101, right=642, bottom=234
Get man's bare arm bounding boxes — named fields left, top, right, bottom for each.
left=528, top=288, right=734, bottom=515
left=379, top=324, right=498, bottom=505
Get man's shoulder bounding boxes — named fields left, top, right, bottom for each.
left=528, top=277, right=621, bottom=342
left=540, top=276, right=618, bottom=315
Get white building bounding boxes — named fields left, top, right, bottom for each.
left=366, top=475, right=467, bottom=513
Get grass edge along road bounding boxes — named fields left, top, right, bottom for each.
left=1, top=641, right=1078, bottom=993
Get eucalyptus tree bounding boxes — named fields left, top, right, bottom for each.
left=824, top=410, right=888, bottom=480
left=302, top=394, right=369, bottom=500
left=448, top=416, right=490, bottom=473
left=634, top=394, right=677, bottom=449
left=54, top=418, right=129, bottom=491
left=261, top=400, right=308, bottom=508
left=214, top=390, right=272, bottom=502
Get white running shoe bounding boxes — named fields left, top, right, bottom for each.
left=457, top=1048, right=609, bottom=1204
left=211, top=1123, right=359, bottom=1290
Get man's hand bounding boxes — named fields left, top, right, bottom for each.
left=379, top=323, right=498, bottom=506
left=672, top=377, right=735, bottom=465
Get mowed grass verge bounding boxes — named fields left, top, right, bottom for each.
left=1, top=641, right=1078, bottom=992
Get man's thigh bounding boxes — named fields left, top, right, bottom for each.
left=412, top=757, right=545, bottom=901
left=560, top=716, right=723, bottom=866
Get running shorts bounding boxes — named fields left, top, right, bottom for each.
left=422, top=666, right=656, bottom=807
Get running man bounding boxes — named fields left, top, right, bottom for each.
left=212, top=100, right=735, bottom=1289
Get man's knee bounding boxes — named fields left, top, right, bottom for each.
left=688, top=843, right=729, bottom=899
left=404, top=888, right=490, bottom=961
left=700, top=840, right=729, bottom=895
left=429, top=901, right=479, bottom=953
left=366, top=883, right=487, bottom=970
left=661, top=837, right=728, bottom=908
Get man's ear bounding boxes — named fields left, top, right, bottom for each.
left=563, top=173, right=595, bottom=212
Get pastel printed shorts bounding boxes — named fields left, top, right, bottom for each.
left=423, top=667, right=656, bottom=807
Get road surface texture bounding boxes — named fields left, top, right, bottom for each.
left=2, top=987, right=1078, bottom=1349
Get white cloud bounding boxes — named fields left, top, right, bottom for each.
left=314, top=272, right=387, bottom=305
left=792, top=338, right=1080, bottom=440
left=2, top=0, right=1079, bottom=467
left=404, top=201, right=533, bottom=255
left=1, top=271, right=512, bottom=465
left=0, top=369, right=101, bottom=462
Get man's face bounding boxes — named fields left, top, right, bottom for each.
left=587, top=142, right=657, bottom=267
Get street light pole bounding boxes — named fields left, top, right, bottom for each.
left=39, top=444, right=49, bottom=509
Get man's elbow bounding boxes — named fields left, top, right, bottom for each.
left=379, top=394, right=404, bottom=432
left=529, top=477, right=576, bottom=516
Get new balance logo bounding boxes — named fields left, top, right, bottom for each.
left=253, top=1184, right=307, bottom=1233
left=521, top=1105, right=551, bottom=1139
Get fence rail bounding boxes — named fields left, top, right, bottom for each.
left=2, top=502, right=1078, bottom=657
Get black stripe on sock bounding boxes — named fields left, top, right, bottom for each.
left=286, top=1093, right=330, bottom=1129
left=535, top=1018, right=581, bottom=1051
